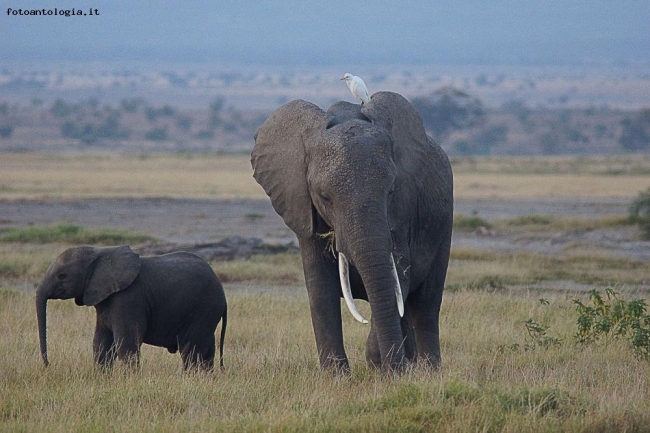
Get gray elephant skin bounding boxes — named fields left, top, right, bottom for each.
left=252, top=91, right=453, bottom=373
left=36, top=245, right=228, bottom=370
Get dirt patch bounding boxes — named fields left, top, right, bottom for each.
left=0, top=196, right=647, bottom=261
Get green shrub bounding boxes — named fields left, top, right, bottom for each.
left=506, top=215, right=552, bottom=226
left=629, top=187, right=650, bottom=240
left=453, top=214, right=491, bottom=232
left=573, top=289, right=650, bottom=360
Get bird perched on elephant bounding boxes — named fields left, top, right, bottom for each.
left=252, top=91, right=453, bottom=374
left=340, top=73, right=370, bottom=105
left=36, top=245, right=228, bottom=371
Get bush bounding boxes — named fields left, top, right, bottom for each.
left=574, top=289, right=650, bottom=360
left=629, top=187, right=650, bottom=240
left=453, top=214, right=491, bottom=232
left=620, top=109, right=650, bottom=151
left=60, top=112, right=129, bottom=144
left=144, top=126, right=168, bottom=142
left=0, top=125, right=14, bottom=138
left=50, top=99, right=75, bottom=117
left=411, top=87, right=485, bottom=140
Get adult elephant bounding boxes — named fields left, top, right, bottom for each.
left=36, top=246, right=228, bottom=370
left=251, top=91, right=453, bottom=373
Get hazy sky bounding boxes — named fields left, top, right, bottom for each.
left=3, top=1, right=649, bottom=66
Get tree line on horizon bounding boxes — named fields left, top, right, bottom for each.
left=0, top=88, right=648, bottom=155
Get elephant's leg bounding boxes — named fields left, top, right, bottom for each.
left=407, top=291, right=441, bottom=367
left=112, top=324, right=143, bottom=368
left=93, top=323, right=116, bottom=369
left=400, top=314, right=418, bottom=364
left=180, top=338, right=215, bottom=371
left=299, top=237, right=349, bottom=373
left=367, top=315, right=416, bottom=368
left=179, top=314, right=218, bottom=371
left=408, top=252, right=449, bottom=368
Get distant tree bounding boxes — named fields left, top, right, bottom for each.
left=60, top=121, right=78, bottom=139
left=158, top=105, right=175, bottom=117
left=144, top=105, right=176, bottom=123
left=60, top=112, right=129, bottom=144
left=620, top=109, right=650, bottom=151
left=175, top=115, right=193, bottom=132
left=473, top=124, right=509, bottom=155
left=630, top=187, right=650, bottom=239
left=144, top=126, right=168, bottom=141
left=0, top=125, right=14, bottom=138
left=452, top=139, right=473, bottom=155
left=209, top=97, right=225, bottom=129
left=120, top=98, right=146, bottom=113
left=411, top=87, right=485, bottom=141
left=195, top=130, right=215, bottom=140
left=50, top=99, right=74, bottom=117
left=539, top=131, right=560, bottom=155
left=501, top=99, right=531, bottom=123
left=145, top=106, right=159, bottom=123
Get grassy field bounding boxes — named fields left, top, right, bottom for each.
left=1, top=153, right=649, bottom=200
left=2, top=153, right=650, bottom=431
left=2, top=272, right=649, bottom=432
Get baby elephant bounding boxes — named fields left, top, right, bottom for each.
left=36, top=245, right=227, bottom=371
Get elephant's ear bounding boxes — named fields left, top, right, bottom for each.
left=83, top=246, right=141, bottom=306
left=251, top=100, right=331, bottom=238
left=361, top=91, right=430, bottom=160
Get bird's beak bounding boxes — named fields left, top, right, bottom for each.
left=339, top=77, right=346, bottom=80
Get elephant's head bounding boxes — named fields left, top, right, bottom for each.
left=252, top=92, right=435, bottom=370
left=36, top=245, right=140, bottom=366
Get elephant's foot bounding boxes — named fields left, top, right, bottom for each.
left=319, top=353, right=350, bottom=375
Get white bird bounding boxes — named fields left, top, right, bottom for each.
left=340, top=73, right=370, bottom=105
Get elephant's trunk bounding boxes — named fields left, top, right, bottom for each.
left=339, top=252, right=403, bottom=323
left=354, top=249, right=406, bottom=371
left=36, top=288, right=49, bottom=367
left=339, top=216, right=406, bottom=371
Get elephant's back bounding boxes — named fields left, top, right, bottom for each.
left=139, top=253, right=225, bottom=310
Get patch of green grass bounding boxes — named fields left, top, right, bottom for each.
left=506, top=215, right=552, bottom=226
left=0, top=223, right=155, bottom=245
left=453, top=214, right=491, bottom=232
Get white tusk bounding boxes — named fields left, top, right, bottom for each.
left=391, top=254, right=405, bottom=317
left=338, top=252, right=368, bottom=324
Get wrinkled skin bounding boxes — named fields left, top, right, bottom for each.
left=36, top=246, right=228, bottom=370
left=252, top=91, right=453, bottom=373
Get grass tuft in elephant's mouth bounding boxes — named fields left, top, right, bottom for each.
left=318, top=230, right=336, bottom=257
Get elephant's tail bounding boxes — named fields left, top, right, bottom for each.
left=218, top=304, right=227, bottom=369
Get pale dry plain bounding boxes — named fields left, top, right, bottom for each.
left=2, top=153, right=649, bottom=200
left=1, top=153, right=650, bottom=432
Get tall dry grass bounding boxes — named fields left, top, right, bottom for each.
left=2, top=282, right=649, bottom=432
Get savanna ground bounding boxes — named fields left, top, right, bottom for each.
left=1, top=153, right=650, bottom=432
